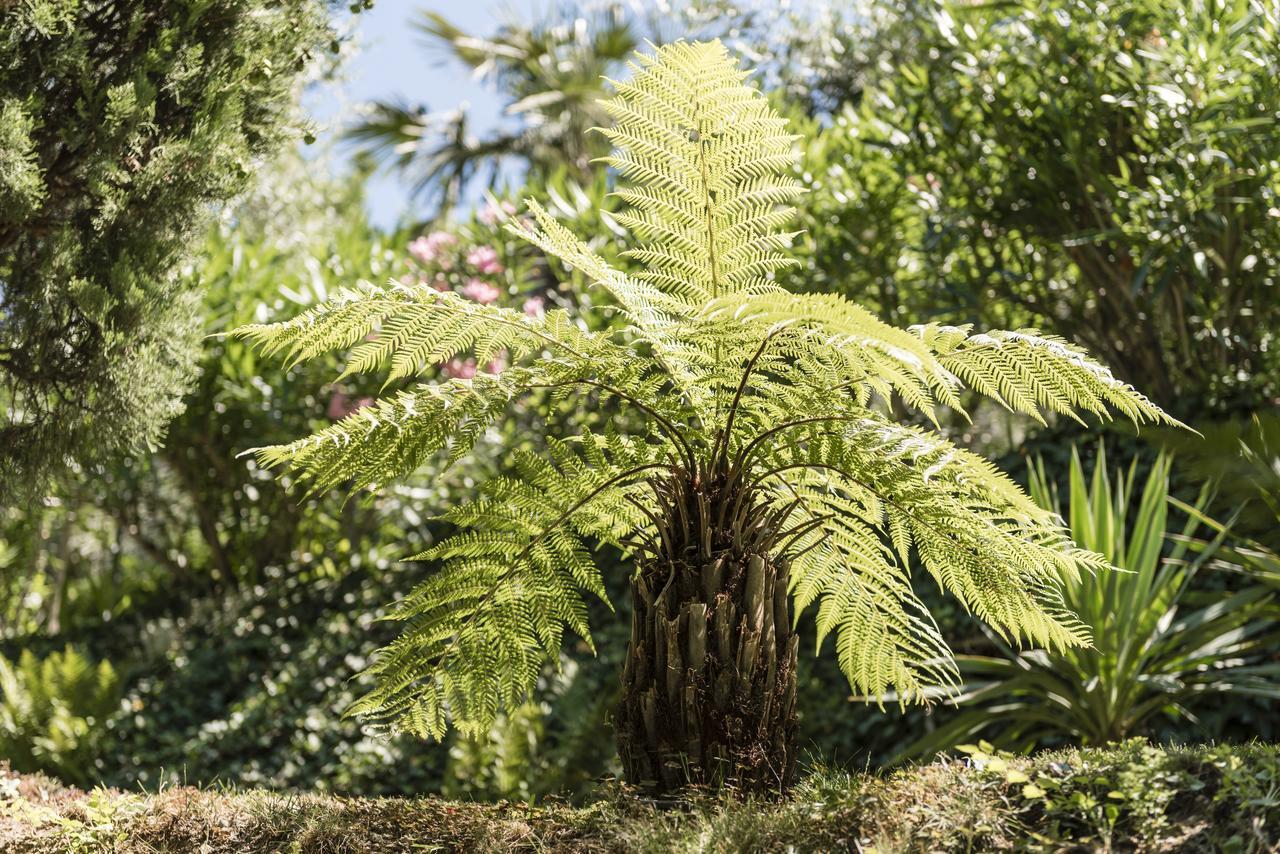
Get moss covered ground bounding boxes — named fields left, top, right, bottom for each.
left=3, top=740, right=1277, bottom=852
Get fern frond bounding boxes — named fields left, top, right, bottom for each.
left=757, top=414, right=1100, bottom=653
left=348, top=437, right=663, bottom=739
left=597, top=40, right=805, bottom=302
left=507, top=199, right=711, bottom=409
left=915, top=324, right=1182, bottom=428
left=700, top=290, right=962, bottom=420
left=234, top=283, right=618, bottom=383
left=779, top=491, right=959, bottom=702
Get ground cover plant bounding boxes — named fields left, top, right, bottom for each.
left=236, top=40, right=1179, bottom=797
left=4, top=741, right=1280, bottom=852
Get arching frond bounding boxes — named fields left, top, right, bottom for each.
left=755, top=414, right=1101, bottom=653
left=508, top=198, right=709, bottom=405
left=234, top=283, right=618, bottom=381
left=914, top=324, right=1182, bottom=428
left=701, top=291, right=962, bottom=421
left=349, top=434, right=665, bottom=739
left=779, top=490, right=959, bottom=702
left=596, top=40, right=805, bottom=303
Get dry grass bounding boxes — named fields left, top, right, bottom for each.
left=3, top=741, right=1277, bottom=852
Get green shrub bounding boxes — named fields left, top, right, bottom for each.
left=0, top=0, right=335, bottom=496
left=0, top=645, right=119, bottom=785
left=793, top=0, right=1280, bottom=417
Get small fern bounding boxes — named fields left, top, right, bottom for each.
left=235, top=40, right=1180, bottom=793
left=0, top=646, right=120, bottom=785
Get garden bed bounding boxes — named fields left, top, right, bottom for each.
left=2, top=741, right=1275, bottom=852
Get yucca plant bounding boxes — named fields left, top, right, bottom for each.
left=235, top=41, right=1178, bottom=795
left=900, top=449, right=1280, bottom=759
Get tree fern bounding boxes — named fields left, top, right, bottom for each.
left=236, top=39, right=1180, bottom=795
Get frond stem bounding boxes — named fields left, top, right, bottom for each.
left=738, top=414, right=863, bottom=472
left=776, top=513, right=836, bottom=556
left=529, top=379, right=697, bottom=475
left=714, top=331, right=780, bottom=472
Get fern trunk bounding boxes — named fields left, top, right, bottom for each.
left=615, top=472, right=799, bottom=796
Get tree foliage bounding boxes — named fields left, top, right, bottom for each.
left=347, top=3, right=636, bottom=212
left=0, top=0, right=334, bottom=497
left=790, top=0, right=1280, bottom=416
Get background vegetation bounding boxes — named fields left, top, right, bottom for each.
left=2, top=0, right=1278, bottom=811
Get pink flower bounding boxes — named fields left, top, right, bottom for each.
left=443, top=358, right=477, bottom=380
left=466, top=245, right=504, bottom=275
left=327, top=392, right=374, bottom=420
left=522, top=295, right=545, bottom=318
left=408, top=231, right=457, bottom=265
left=485, top=353, right=508, bottom=374
left=461, top=278, right=501, bottom=304
left=478, top=200, right=517, bottom=225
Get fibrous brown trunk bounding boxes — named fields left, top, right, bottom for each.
left=615, top=466, right=800, bottom=797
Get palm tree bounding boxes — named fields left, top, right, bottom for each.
left=346, top=3, right=638, bottom=212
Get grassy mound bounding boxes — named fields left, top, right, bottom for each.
left=3, top=741, right=1276, bottom=852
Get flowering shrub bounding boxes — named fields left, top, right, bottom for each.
left=331, top=199, right=549, bottom=394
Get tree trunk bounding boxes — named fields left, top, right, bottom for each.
left=616, top=550, right=798, bottom=796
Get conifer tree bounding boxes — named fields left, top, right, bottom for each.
left=0, top=0, right=334, bottom=497
left=237, top=41, right=1178, bottom=795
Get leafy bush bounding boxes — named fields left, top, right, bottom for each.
left=1157, top=413, right=1280, bottom=542
left=902, top=448, right=1280, bottom=758
left=93, top=566, right=452, bottom=796
left=0, top=0, right=336, bottom=495
left=792, top=0, right=1280, bottom=417
left=0, top=646, right=119, bottom=785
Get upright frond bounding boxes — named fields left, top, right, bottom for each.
left=597, top=40, right=805, bottom=302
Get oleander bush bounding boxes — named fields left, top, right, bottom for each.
left=790, top=0, right=1280, bottom=418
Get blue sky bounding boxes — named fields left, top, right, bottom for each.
left=307, top=0, right=547, bottom=227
